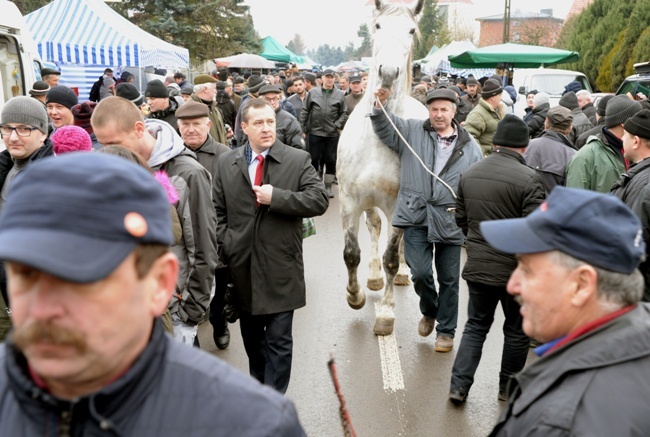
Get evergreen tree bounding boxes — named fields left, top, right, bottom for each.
left=414, top=0, right=450, bottom=59
left=356, top=24, right=372, bottom=58
left=12, top=0, right=50, bottom=14
left=111, top=0, right=261, bottom=64
left=287, top=34, right=306, bottom=56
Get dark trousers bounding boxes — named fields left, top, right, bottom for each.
left=308, top=134, right=339, bottom=175
left=451, top=281, right=529, bottom=393
left=239, top=310, right=294, bottom=394
left=209, top=267, right=229, bottom=339
left=403, top=226, right=461, bottom=337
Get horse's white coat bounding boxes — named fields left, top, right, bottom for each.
left=337, top=0, right=427, bottom=335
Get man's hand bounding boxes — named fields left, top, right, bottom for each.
left=374, top=87, right=392, bottom=108
left=253, top=184, right=273, bottom=205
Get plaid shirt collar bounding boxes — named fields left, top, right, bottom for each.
left=436, top=127, right=458, bottom=149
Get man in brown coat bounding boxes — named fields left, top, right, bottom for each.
left=214, top=98, right=328, bottom=394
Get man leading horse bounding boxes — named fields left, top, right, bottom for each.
left=371, top=87, right=482, bottom=351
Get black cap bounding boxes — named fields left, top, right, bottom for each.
left=247, top=75, right=265, bottom=93
left=466, top=76, right=478, bottom=86
left=492, top=114, right=529, bottom=148
left=559, top=91, right=579, bottom=110
left=116, top=83, right=145, bottom=107
left=29, top=81, right=50, bottom=96
left=425, top=88, right=458, bottom=105
left=45, top=85, right=78, bottom=109
left=481, top=79, right=502, bottom=99
left=624, top=109, right=650, bottom=139
left=258, top=84, right=282, bottom=95
left=349, top=76, right=361, bottom=83
left=41, top=67, right=61, bottom=77
left=0, top=153, right=173, bottom=283
left=145, top=79, right=168, bottom=98
left=323, top=69, right=335, bottom=76
left=180, top=86, right=193, bottom=96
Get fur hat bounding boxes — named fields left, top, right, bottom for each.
left=51, top=125, right=93, bottom=155
left=1, top=96, right=49, bottom=134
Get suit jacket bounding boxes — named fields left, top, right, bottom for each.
left=214, top=140, right=329, bottom=315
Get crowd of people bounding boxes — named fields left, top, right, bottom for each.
left=0, top=62, right=649, bottom=434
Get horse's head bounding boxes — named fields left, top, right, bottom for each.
left=372, top=0, right=424, bottom=91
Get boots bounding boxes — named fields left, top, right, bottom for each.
left=324, top=174, right=335, bottom=198
left=317, top=170, right=323, bottom=181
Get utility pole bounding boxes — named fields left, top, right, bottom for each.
left=503, top=0, right=511, bottom=43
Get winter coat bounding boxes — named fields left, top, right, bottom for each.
left=345, top=92, right=364, bottom=115
left=149, top=97, right=180, bottom=132
left=565, top=129, right=625, bottom=193
left=146, top=120, right=217, bottom=325
left=300, top=86, right=348, bottom=137
left=275, top=107, right=305, bottom=150
left=215, top=90, right=236, bottom=128
left=490, top=304, right=650, bottom=437
left=0, top=320, right=306, bottom=436
left=611, top=158, right=650, bottom=302
left=457, top=147, right=545, bottom=285
left=568, top=108, right=594, bottom=145
left=286, top=93, right=306, bottom=116
left=522, top=106, right=534, bottom=124
left=281, top=100, right=298, bottom=118
left=575, top=117, right=605, bottom=149
left=464, top=98, right=505, bottom=155
left=370, top=106, right=482, bottom=244
left=214, top=141, right=328, bottom=315
left=523, top=130, right=577, bottom=194
left=582, top=101, right=597, bottom=123
left=454, top=97, right=472, bottom=124
left=461, top=93, right=480, bottom=109
left=525, top=103, right=549, bottom=139
left=190, top=94, right=228, bottom=145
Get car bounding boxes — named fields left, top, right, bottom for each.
left=512, top=68, right=593, bottom=117
left=615, top=62, right=650, bottom=99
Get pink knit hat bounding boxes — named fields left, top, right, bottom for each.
left=51, top=125, right=93, bottom=155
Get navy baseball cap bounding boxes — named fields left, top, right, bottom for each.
left=0, top=153, right=173, bottom=283
left=480, top=187, right=645, bottom=274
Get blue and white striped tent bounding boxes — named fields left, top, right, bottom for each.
left=25, top=0, right=189, bottom=69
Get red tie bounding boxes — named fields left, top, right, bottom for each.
left=254, top=155, right=264, bottom=206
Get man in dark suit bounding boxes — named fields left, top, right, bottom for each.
left=214, top=98, right=329, bottom=394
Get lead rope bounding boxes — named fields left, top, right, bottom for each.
left=375, top=97, right=457, bottom=199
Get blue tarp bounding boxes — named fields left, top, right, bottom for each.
left=26, top=0, right=189, bottom=68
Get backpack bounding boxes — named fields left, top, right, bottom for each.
left=88, top=77, right=103, bottom=102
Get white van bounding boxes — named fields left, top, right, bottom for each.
left=0, top=1, right=43, bottom=111
left=512, top=68, right=593, bottom=117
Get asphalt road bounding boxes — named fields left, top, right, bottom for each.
left=198, top=185, right=537, bottom=437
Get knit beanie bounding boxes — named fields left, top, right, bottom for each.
left=71, top=102, right=96, bottom=134
left=624, top=109, right=650, bottom=139
left=1, top=96, right=49, bottom=134
left=466, top=76, right=478, bottom=86
left=116, top=83, right=145, bottom=107
left=597, top=94, right=614, bottom=117
left=103, top=76, right=116, bottom=88
left=145, top=79, right=168, bottom=98
left=558, top=91, right=579, bottom=110
left=481, top=79, right=502, bottom=99
left=532, top=92, right=549, bottom=107
left=51, top=125, right=93, bottom=155
left=45, top=85, right=78, bottom=109
left=492, top=114, right=529, bottom=148
left=605, top=95, right=643, bottom=128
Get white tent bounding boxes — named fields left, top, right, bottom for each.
left=25, top=0, right=190, bottom=99
left=420, top=40, right=477, bottom=75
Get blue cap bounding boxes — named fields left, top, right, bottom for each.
left=0, top=153, right=173, bottom=283
left=480, top=187, right=645, bottom=274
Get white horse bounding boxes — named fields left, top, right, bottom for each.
left=337, top=0, right=428, bottom=336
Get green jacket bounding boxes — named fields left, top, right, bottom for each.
left=464, top=98, right=504, bottom=156
left=565, top=133, right=625, bottom=193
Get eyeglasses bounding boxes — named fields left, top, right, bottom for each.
left=0, top=125, right=40, bottom=137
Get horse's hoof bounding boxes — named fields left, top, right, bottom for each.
left=367, top=278, right=385, bottom=291
left=394, top=274, right=410, bottom=286
left=373, top=317, right=395, bottom=336
left=347, top=291, right=366, bottom=310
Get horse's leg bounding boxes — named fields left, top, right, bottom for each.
left=394, top=236, right=411, bottom=286
left=364, top=207, right=384, bottom=291
left=340, top=194, right=365, bottom=310
left=374, top=226, right=402, bottom=336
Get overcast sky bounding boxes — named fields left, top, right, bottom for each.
left=244, top=0, right=574, bottom=51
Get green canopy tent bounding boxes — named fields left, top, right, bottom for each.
left=260, top=36, right=305, bottom=64
left=448, top=43, right=580, bottom=68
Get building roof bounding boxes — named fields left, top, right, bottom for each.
left=567, top=0, right=594, bottom=18
left=365, top=0, right=474, bottom=5
left=477, top=9, right=563, bottom=22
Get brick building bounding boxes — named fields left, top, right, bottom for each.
left=477, top=9, right=564, bottom=47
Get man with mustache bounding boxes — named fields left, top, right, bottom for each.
left=0, top=153, right=306, bottom=435
left=483, top=187, right=650, bottom=436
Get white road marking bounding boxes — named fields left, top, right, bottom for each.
left=375, top=302, right=405, bottom=393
